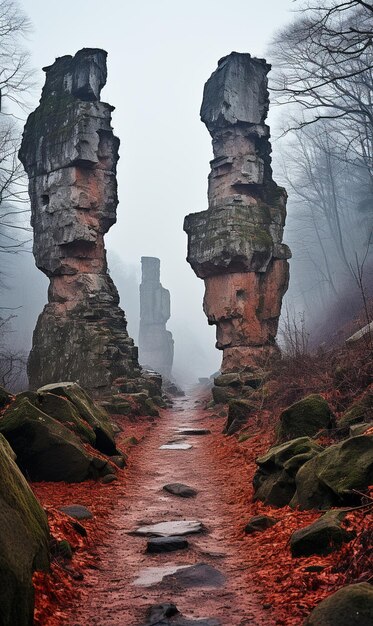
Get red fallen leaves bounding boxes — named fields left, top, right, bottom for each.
left=209, top=424, right=373, bottom=626
left=31, top=416, right=152, bottom=626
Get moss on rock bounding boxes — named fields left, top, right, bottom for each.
left=277, top=394, right=334, bottom=442
left=0, top=433, right=50, bottom=625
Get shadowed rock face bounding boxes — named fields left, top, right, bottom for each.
left=138, top=257, right=174, bottom=378
left=19, top=49, right=142, bottom=394
left=184, top=52, right=290, bottom=373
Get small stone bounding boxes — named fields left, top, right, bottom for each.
left=146, top=536, right=189, bottom=553
left=109, top=455, right=126, bottom=468
left=290, top=510, right=354, bottom=557
left=100, top=473, right=118, bottom=484
left=244, top=515, right=278, bottom=534
left=163, top=483, right=198, bottom=498
left=60, top=505, right=93, bottom=520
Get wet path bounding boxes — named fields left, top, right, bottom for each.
left=70, top=394, right=270, bottom=626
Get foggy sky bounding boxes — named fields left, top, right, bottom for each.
left=10, top=0, right=295, bottom=382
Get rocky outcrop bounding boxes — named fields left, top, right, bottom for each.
left=0, top=434, right=50, bottom=625
left=19, top=49, right=151, bottom=397
left=277, top=394, right=335, bottom=442
left=184, top=52, right=290, bottom=381
left=138, top=257, right=174, bottom=378
left=0, top=383, right=124, bottom=482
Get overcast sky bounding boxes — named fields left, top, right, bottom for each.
left=16, top=0, right=296, bottom=382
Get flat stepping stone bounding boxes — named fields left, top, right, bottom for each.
left=163, top=483, right=198, bottom=498
left=146, top=536, right=189, bottom=553
left=59, top=504, right=93, bottom=520
left=176, top=428, right=211, bottom=436
left=141, top=603, right=221, bottom=625
left=132, top=520, right=204, bottom=537
left=133, top=565, right=187, bottom=587
left=163, top=562, right=225, bottom=589
left=160, top=443, right=192, bottom=450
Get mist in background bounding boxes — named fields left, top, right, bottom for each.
left=2, top=0, right=296, bottom=384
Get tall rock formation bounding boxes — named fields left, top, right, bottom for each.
left=138, top=257, right=174, bottom=378
left=184, top=52, right=291, bottom=374
left=19, top=49, right=150, bottom=395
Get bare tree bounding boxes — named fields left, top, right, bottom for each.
left=0, top=0, right=32, bottom=265
left=269, top=1, right=373, bottom=139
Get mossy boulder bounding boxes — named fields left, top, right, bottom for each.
left=253, top=437, right=323, bottom=507
left=0, top=386, right=12, bottom=409
left=37, top=382, right=117, bottom=455
left=214, top=373, right=242, bottom=388
left=224, top=399, right=256, bottom=435
left=26, top=392, right=96, bottom=446
left=338, top=387, right=373, bottom=432
left=292, top=434, right=373, bottom=510
left=303, top=582, right=373, bottom=625
left=290, top=510, right=354, bottom=557
left=0, top=397, right=110, bottom=482
left=277, top=394, right=334, bottom=442
left=212, top=385, right=237, bottom=404
left=0, top=433, right=50, bottom=625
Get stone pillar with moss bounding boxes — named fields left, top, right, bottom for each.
left=184, top=52, right=291, bottom=386
left=19, top=49, right=158, bottom=397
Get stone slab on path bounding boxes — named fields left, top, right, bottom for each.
left=163, top=563, right=225, bottom=589
left=134, top=563, right=225, bottom=590
left=160, top=443, right=192, bottom=450
left=163, top=483, right=198, bottom=498
left=141, top=602, right=221, bottom=625
left=146, top=536, right=189, bottom=554
left=176, top=429, right=211, bottom=436
left=132, top=520, right=205, bottom=537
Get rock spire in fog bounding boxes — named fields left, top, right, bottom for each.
left=138, top=257, right=174, bottom=379
left=19, top=48, right=144, bottom=394
left=184, top=52, right=291, bottom=373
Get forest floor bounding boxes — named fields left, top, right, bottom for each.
left=31, top=339, right=373, bottom=626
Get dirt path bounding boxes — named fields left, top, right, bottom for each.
left=69, top=393, right=272, bottom=626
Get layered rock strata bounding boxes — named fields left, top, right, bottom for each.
left=19, top=49, right=153, bottom=396
left=184, top=52, right=290, bottom=375
left=138, top=257, right=174, bottom=378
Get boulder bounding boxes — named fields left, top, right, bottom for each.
left=244, top=515, right=278, bottom=534
left=290, top=510, right=354, bottom=557
left=224, top=399, right=256, bottom=435
left=37, top=382, right=117, bottom=455
left=303, top=583, right=373, bottom=626
left=29, top=391, right=96, bottom=445
left=338, top=387, right=373, bottom=432
left=0, top=397, right=111, bottom=482
left=292, top=434, right=373, bottom=510
left=0, top=386, right=12, bottom=409
left=253, top=437, right=323, bottom=507
left=0, top=433, right=50, bottom=625
left=277, top=394, right=334, bottom=442
left=212, top=385, right=237, bottom=405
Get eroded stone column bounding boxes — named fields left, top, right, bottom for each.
left=19, top=49, right=144, bottom=394
left=184, top=52, right=290, bottom=374
left=138, top=257, right=174, bottom=378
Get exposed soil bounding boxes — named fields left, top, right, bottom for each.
left=65, top=393, right=271, bottom=626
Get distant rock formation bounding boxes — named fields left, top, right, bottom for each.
left=184, top=52, right=290, bottom=373
left=19, top=49, right=150, bottom=395
left=138, top=257, right=174, bottom=378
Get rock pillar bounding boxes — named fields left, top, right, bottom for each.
left=19, top=49, right=145, bottom=395
left=138, top=257, right=174, bottom=378
left=184, top=52, right=290, bottom=374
